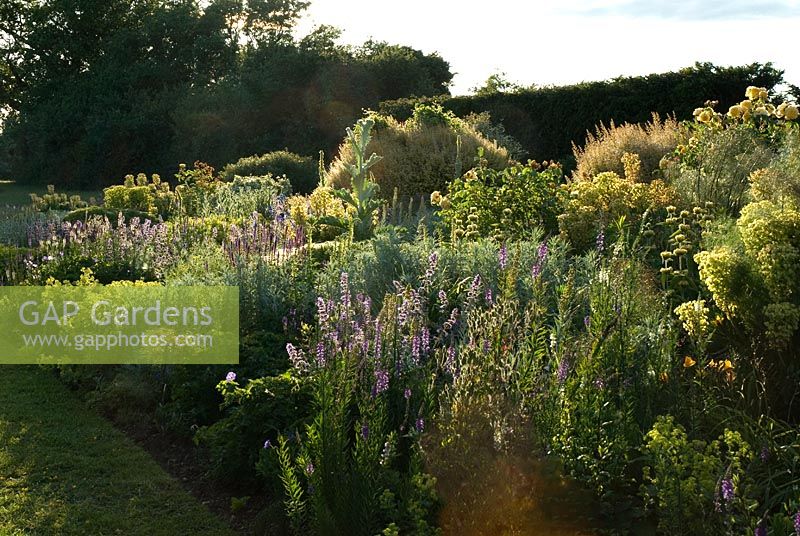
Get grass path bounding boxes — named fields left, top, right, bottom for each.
left=0, top=366, right=236, bottom=536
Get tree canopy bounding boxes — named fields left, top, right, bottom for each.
left=0, top=0, right=452, bottom=186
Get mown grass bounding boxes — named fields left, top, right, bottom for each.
left=0, top=366, right=236, bottom=536
left=0, top=181, right=102, bottom=207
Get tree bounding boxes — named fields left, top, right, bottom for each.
left=471, top=72, right=522, bottom=96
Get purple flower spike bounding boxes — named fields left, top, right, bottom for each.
left=316, top=341, right=326, bottom=366
left=755, top=523, right=766, bottom=536
left=404, top=388, right=412, bottom=400
left=361, top=424, right=369, bottom=440
left=794, top=510, right=800, bottom=535
left=556, top=357, right=569, bottom=384
left=373, top=368, right=389, bottom=396
left=499, top=243, right=508, bottom=270
left=415, top=418, right=424, bottom=433
left=721, top=478, right=734, bottom=503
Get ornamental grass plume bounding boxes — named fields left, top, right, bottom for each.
left=572, top=113, right=680, bottom=182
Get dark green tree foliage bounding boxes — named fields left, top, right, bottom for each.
left=0, top=2, right=452, bottom=187
left=170, top=32, right=453, bottom=171
left=379, top=62, right=785, bottom=163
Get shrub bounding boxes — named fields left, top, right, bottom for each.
left=463, top=111, right=526, bottom=160
left=221, top=151, right=317, bottom=194
left=201, top=175, right=290, bottom=220
left=695, top=199, right=800, bottom=417
left=326, top=105, right=511, bottom=199
left=641, top=416, right=755, bottom=534
left=103, top=173, right=177, bottom=218
left=196, top=373, right=313, bottom=485
left=286, top=186, right=349, bottom=242
left=62, top=206, right=155, bottom=225
left=572, top=114, right=680, bottom=182
left=29, top=184, right=90, bottom=212
left=661, top=86, right=798, bottom=214
left=558, top=170, right=678, bottom=251
left=436, top=160, right=563, bottom=241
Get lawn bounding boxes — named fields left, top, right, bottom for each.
left=0, top=181, right=102, bottom=207
left=0, top=366, right=236, bottom=536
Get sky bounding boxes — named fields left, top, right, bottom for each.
left=296, top=0, right=800, bottom=95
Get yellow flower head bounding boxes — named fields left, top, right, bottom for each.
left=754, top=106, right=769, bottom=117
left=697, top=110, right=713, bottom=123
left=745, top=86, right=767, bottom=100
left=439, top=197, right=451, bottom=210
left=727, top=105, right=742, bottom=119
left=430, top=191, right=442, bottom=206
left=740, top=99, right=753, bottom=110
left=693, top=107, right=705, bottom=117
left=684, top=356, right=696, bottom=368
left=784, top=105, right=799, bottom=121
left=721, top=359, right=734, bottom=371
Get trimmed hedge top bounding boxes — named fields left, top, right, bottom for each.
left=378, top=62, right=784, bottom=163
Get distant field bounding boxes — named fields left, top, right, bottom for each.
left=0, top=181, right=102, bottom=206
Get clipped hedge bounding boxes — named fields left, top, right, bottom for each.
left=379, top=62, right=783, bottom=163
left=220, top=151, right=317, bottom=194
left=62, top=206, right=156, bottom=225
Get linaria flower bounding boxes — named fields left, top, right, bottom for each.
left=373, top=368, right=389, bottom=396
left=721, top=478, right=734, bottom=503
left=556, top=357, right=569, bottom=384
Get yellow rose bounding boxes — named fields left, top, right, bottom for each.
left=697, top=110, right=713, bottom=123
left=430, top=191, right=442, bottom=206
left=777, top=102, right=788, bottom=117
left=693, top=107, right=705, bottom=117
left=759, top=89, right=769, bottom=101
left=754, top=106, right=769, bottom=116
left=784, top=105, right=799, bottom=121
left=727, top=105, right=742, bottom=118
left=439, top=197, right=451, bottom=210
left=745, top=86, right=760, bottom=100
left=740, top=99, right=752, bottom=110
